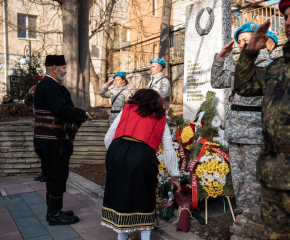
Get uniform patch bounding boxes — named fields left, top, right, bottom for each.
left=266, top=74, right=278, bottom=79
left=250, top=24, right=255, bottom=30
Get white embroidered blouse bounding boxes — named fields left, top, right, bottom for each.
left=104, top=110, right=180, bottom=177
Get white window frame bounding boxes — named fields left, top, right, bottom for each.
left=17, top=14, right=38, bottom=40
left=152, top=0, right=157, bottom=17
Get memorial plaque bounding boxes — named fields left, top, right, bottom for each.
left=183, top=0, right=232, bottom=122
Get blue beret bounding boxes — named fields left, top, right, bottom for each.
left=113, top=72, right=126, bottom=79
left=150, top=58, right=166, bottom=68
left=234, top=22, right=259, bottom=43
left=266, top=30, right=278, bottom=47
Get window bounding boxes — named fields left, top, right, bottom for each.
left=181, top=12, right=185, bottom=22
left=17, top=14, right=37, bottom=39
left=152, top=0, right=156, bottom=16
left=122, top=28, right=130, bottom=42
left=153, top=44, right=158, bottom=58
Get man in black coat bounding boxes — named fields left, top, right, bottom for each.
left=34, top=55, right=90, bottom=225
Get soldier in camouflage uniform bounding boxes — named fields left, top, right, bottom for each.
left=234, top=3, right=290, bottom=236
left=146, top=58, right=171, bottom=106
left=211, top=22, right=275, bottom=214
left=100, top=72, right=132, bottom=125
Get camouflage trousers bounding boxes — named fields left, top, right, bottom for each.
left=261, top=185, right=290, bottom=240
left=229, top=143, right=262, bottom=210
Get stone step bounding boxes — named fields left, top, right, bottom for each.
left=0, top=132, right=26, bottom=137
left=78, top=127, right=109, bottom=132
left=0, top=163, right=31, bottom=169
left=72, top=152, right=106, bottom=156
left=73, top=141, right=105, bottom=146
left=70, top=159, right=105, bottom=164
left=74, top=136, right=105, bottom=141
left=0, top=136, right=26, bottom=142
left=76, top=132, right=106, bottom=136
left=0, top=126, right=33, bottom=132
left=0, top=142, right=24, bottom=147
left=0, top=118, right=109, bottom=176
left=2, top=158, right=37, bottom=164
left=74, top=146, right=107, bottom=152
left=70, top=155, right=105, bottom=160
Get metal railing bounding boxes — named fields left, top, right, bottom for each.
left=108, top=40, right=159, bottom=73
left=108, top=32, right=184, bottom=73
left=233, top=2, right=284, bottom=37
left=170, top=32, right=185, bottom=64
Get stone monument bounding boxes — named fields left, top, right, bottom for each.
left=183, top=0, right=232, bottom=122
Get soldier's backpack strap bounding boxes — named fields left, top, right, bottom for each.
left=112, top=89, right=126, bottom=106
left=149, top=77, right=166, bottom=89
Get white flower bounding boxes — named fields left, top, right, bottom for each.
left=173, top=142, right=179, bottom=150
left=200, top=177, right=206, bottom=186
left=207, top=174, right=214, bottom=182
left=206, top=155, right=214, bottom=161
left=176, top=157, right=180, bottom=163
left=157, top=154, right=164, bottom=162
left=199, top=156, right=207, bottom=163
left=213, top=172, right=220, bottom=180
left=216, top=177, right=223, bottom=183
left=216, top=155, right=224, bottom=162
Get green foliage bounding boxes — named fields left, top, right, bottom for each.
left=194, top=91, right=216, bottom=126
left=7, top=54, right=44, bottom=100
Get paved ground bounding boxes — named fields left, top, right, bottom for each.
left=0, top=175, right=165, bottom=240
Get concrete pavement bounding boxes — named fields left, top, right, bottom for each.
left=0, top=175, right=165, bottom=240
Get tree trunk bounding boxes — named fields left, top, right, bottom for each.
left=78, top=0, right=91, bottom=110
left=62, top=0, right=81, bottom=105
left=99, top=0, right=116, bottom=105
left=159, top=0, right=172, bottom=80
left=90, top=57, right=103, bottom=106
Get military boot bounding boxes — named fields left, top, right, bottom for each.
left=47, top=195, right=79, bottom=226
left=46, top=192, right=74, bottom=221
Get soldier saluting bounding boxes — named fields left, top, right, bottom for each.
left=100, top=72, right=132, bottom=125
left=234, top=1, right=290, bottom=237
left=33, top=55, right=90, bottom=225
left=146, top=58, right=171, bottom=106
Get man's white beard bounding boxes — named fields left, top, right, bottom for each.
left=57, top=71, right=65, bottom=82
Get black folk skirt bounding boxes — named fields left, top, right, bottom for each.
left=101, top=138, right=158, bottom=233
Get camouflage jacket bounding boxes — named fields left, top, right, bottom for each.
left=145, top=72, right=171, bottom=106
left=234, top=41, right=290, bottom=189
left=100, top=82, right=132, bottom=125
left=211, top=49, right=272, bottom=144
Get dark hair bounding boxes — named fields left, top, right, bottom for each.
left=121, top=76, right=129, bottom=85
left=127, top=89, right=166, bottom=119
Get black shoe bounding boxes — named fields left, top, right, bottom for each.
left=47, top=194, right=79, bottom=226
left=46, top=192, right=74, bottom=221
left=34, top=172, right=44, bottom=181
left=48, top=210, right=79, bottom=226
left=39, top=175, right=46, bottom=182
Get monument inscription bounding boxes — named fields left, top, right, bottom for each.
left=183, top=0, right=232, bottom=122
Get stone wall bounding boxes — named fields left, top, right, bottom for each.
left=0, top=119, right=109, bottom=176
left=230, top=206, right=267, bottom=240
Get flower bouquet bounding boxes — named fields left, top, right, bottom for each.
left=195, top=145, right=230, bottom=198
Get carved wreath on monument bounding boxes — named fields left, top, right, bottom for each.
left=195, top=7, right=214, bottom=36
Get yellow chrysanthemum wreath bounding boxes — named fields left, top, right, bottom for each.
left=194, top=142, right=230, bottom=198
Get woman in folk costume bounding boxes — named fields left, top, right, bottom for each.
left=101, top=89, right=181, bottom=240
left=100, top=72, right=132, bottom=125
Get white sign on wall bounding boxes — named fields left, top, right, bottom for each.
left=183, top=0, right=232, bottom=122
